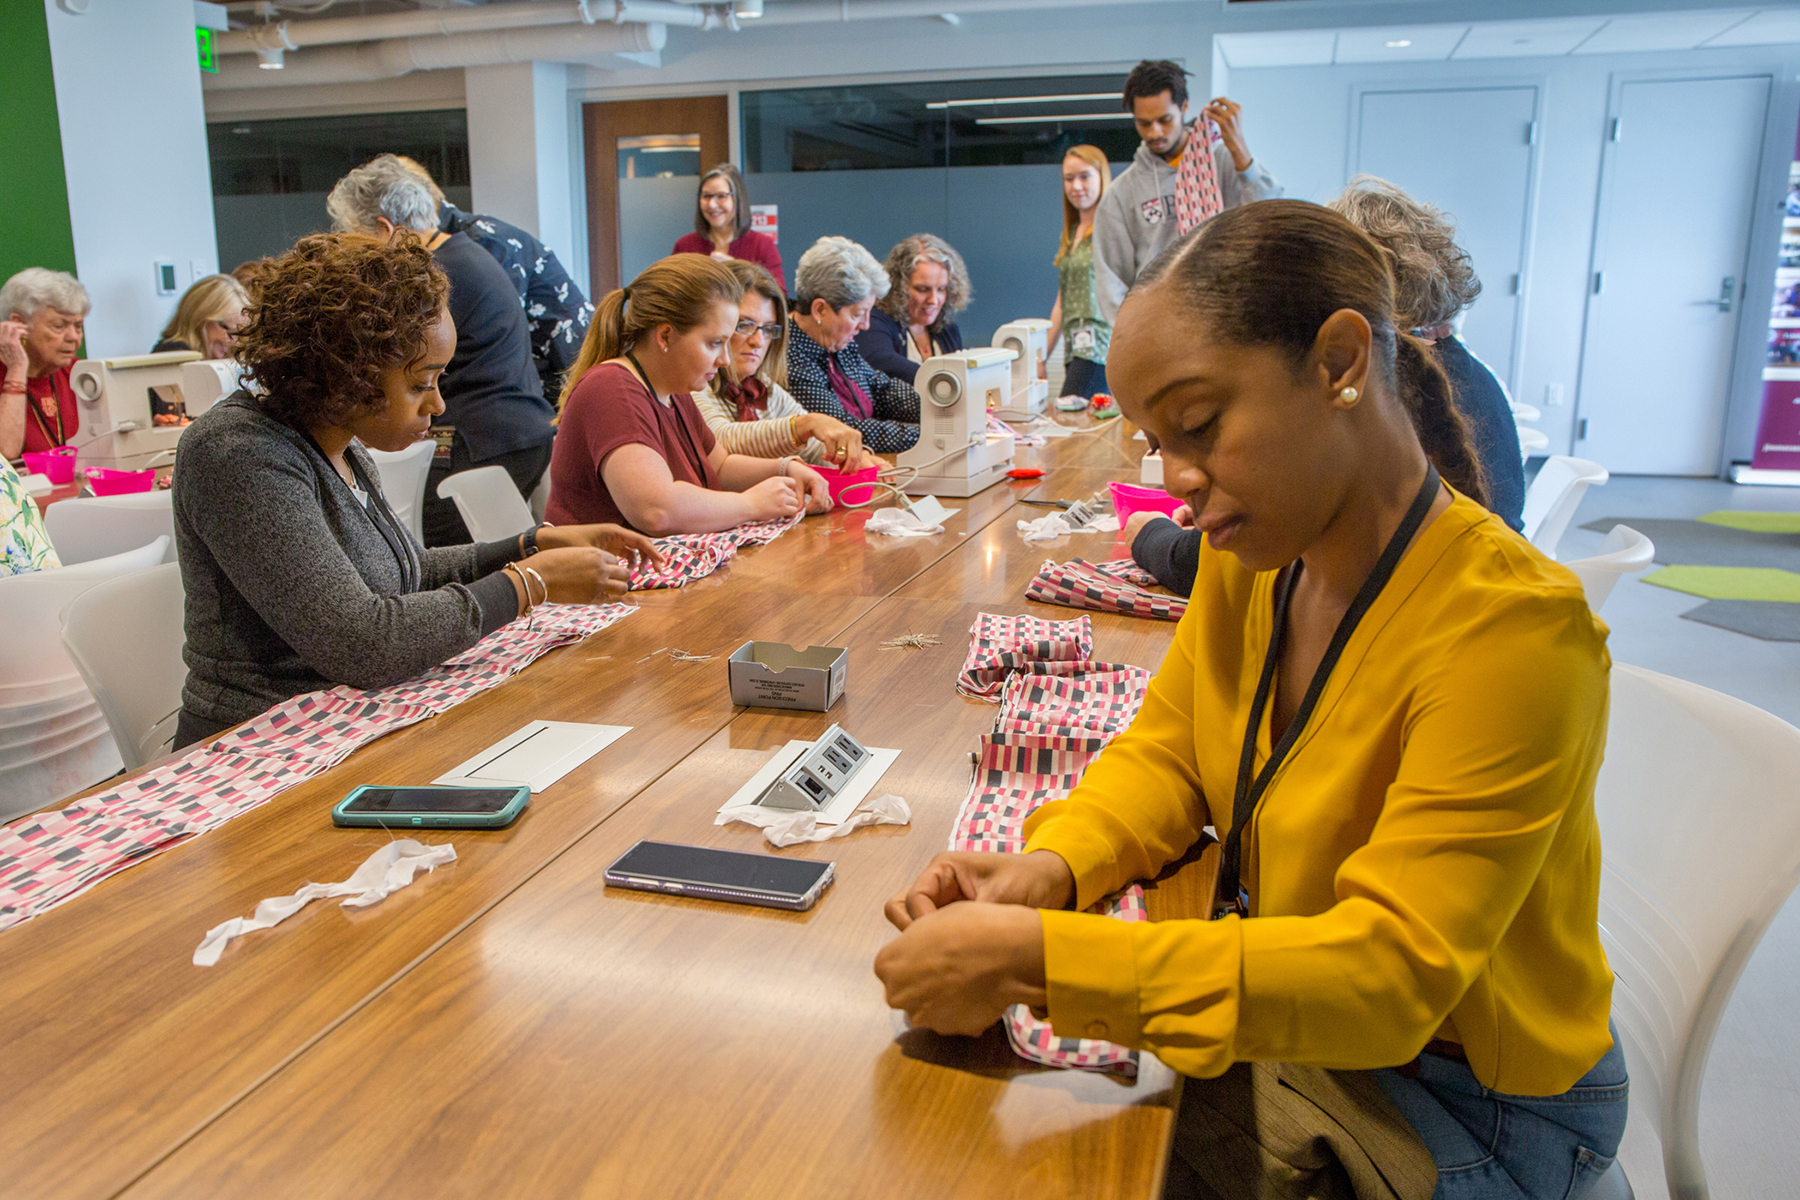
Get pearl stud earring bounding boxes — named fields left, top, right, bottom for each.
left=1339, top=386, right=1359, bottom=404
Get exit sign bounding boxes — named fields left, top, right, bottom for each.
left=196, top=26, right=218, bottom=73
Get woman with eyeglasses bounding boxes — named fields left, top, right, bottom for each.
left=672, top=164, right=786, bottom=294
left=547, top=254, right=831, bottom=536
left=693, top=260, right=879, bottom=471
left=153, top=274, right=250, bottom=362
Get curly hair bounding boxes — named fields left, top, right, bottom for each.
left=1328, top=175, right=1481, bottom=329
left=875, top=233, right=972, bottom=337
left=235, top=233, right=450, bottom=430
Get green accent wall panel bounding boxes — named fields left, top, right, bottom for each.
left=0, top=2, right=76, bottom=287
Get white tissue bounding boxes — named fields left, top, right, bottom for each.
left=1015, top=510, right=1120, bottom=542
left=193, top=838, right=456, bottom=966
left=867, top=508, right=943, bottom=537
left=718, top=792, right=912, bottom=847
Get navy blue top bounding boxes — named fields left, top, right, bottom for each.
left=1434, top=336, right=1525, bottom=533
left=854, top=307, right=965, bottom=385
left=433, top=232, right=556, bottom=462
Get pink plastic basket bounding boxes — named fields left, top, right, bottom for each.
left=22, top=447, right=77, bottom=485
left=86, top=467, right=157, bottom=496
left=1108, top=481, right=1183, bottom=526
left=812, top=463, right=880, bottom=507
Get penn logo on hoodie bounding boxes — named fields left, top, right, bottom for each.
left=1140, top=196, right=1171, bottom=226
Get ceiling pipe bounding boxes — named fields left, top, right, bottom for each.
left=751, top=0, right=1190, bottom=22
left=207, top=19, right=670, bottom=88
left=216, top=1, right=595, bottom=56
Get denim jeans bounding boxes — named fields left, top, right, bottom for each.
left=1373, top=1027, right=1629, bottom=1200
left=1062, top=356, right=1108, bottom=400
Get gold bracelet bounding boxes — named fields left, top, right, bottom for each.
left=523, top=565, right=547, bottom=607
left=504, top=562, right=535, bottom=628
left=788, top=413, right=802, bottom=446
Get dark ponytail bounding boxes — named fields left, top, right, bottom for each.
left=1137, top=200, right=1488, bottom=507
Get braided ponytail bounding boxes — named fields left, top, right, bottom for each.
left=1394, top=332, right=1488, bottom=508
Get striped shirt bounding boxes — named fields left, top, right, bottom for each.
left=692, top=380, right=829, bottom=463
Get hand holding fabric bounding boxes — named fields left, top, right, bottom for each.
left=874, top=900, right=1049, bottom=1036
left=883, top=848, right=1074, bottom=930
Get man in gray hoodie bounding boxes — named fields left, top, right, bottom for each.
left=1092, top=60, right=1283, bottom=322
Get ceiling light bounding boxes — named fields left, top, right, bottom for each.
left=1385, top=39, right=1412, bottom=48
left=973, top=113, right=1136, bottom=125
left=927, top=92, right=1118, bottom=109
left=733, top=0, right=763, bottom=17
left=256, top=47, right=284, bottom=68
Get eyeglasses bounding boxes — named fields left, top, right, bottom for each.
left=735, top=319, right=783, bottom=340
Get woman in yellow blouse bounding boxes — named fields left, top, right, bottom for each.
left=875, top=201, right=1625, bottom=1200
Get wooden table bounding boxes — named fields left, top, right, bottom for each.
left=1, top=415, right=1211, bottom=1200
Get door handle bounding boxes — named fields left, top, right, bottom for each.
left=1706, top=275, right=1735, bottom=313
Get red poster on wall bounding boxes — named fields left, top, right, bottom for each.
left=750, top=205, right=778, bottom=245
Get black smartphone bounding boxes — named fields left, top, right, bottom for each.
left=332, top=784, right=531, bottom=830
left=603, top=840, right=835, bottom=911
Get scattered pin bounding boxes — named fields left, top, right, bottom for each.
left=880, top=633, right=942, bottom=651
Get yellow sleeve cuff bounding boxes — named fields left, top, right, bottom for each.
left=1041, top=908, right=1143, bottom=1048
left=1023, top=799, right=1145, bottom=911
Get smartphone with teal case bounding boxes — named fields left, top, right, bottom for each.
left=332, top=784, right=532, bottom=830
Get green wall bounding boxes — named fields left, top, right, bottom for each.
left=0, top=2, right=76, bottom=287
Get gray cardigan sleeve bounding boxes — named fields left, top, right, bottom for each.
left=183, top=424, right=519, bottom=691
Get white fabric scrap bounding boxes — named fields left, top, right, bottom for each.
left=718, top=792, right=912, bottom=847
left=193, top=839, right=456, bottom=967
left=867, top=508, right=943, bottom=537
left=1016, top=510, right=1119, bottom=541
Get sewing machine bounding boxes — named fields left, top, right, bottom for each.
left=990, top=318, right=1051, bottom=419
left=180, top=357, right=245, bottom=416
left=68, top=350, right=209, bottom=472
left=897, top=348, right=1016, bottom=498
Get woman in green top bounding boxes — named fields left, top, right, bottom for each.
left=1047, top=145, right=1114, bottom=404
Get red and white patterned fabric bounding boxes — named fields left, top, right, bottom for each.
left=951, top=613, right=1154, bottom=1074
left=0, top=603, right=633, bottom=931
left=628, top=513, right=805, bottom=591
left=1172, top=117, right=1224, bottom=235
left=956, top=612, right=1094, bottom=700
left=1027, top=557, right=1189, bottom=622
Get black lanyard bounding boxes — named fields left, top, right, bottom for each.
left=29, top=383, right=66, bottom=448
left=624, top=353, right=707, bottom=478
left=1213, top=464, right=1442, bottom=918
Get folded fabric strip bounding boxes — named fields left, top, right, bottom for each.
left=949, top=617, right=1153, bottom=1074
left=0, top=602, right=632, bottom=932
left=628, top=513, right=805, bottom=590
left=1027, top=556, right=1188, bottom=622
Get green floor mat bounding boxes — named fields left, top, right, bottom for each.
left=1698, top=510, right=1800, bottom=534
left=1642, top=565, right=1800, bottom=602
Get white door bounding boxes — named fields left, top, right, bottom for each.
left=1355, top=86, right=1538, bottom=389
left=1577, top=75, right=1770, bottom=475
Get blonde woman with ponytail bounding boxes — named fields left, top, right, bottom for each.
left=1047, top=144, right=1113, bottom=402
left=547, top=255, right=830, bottom=535
left=878, top=201, right=1623, bottom=1200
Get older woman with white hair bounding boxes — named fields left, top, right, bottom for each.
left=0, top=267, right=90, bottom=460
left=785, top=236, right=921, bottom=455
left=326, top=154, right=555, bottom=546
left=856, top=233, right=971, bottom=385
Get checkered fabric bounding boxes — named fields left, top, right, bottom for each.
left=1027, top=557, right=1189, bottom=622
left=1172, top=118, right=1225, bottom=235
left=0, top=602, right=633, bottom=931
left=951, top=614, right=1153, bottom=1074
left=628, top=513, right=805, bottom=591
left=955, top=612, right=1094, bottom=700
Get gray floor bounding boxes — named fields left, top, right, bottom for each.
left=1553, top=474, right=1800, bottom=1200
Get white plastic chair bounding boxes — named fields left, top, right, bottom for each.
left=529, top=469, right=551, bottom=524
left=60, top=562, right=185, bottom=771
left=44, top=491, right=176, bottom=565
left=436, top=465, right=535, bottom=543
left=1563, top=525, right=1655, bottom=614
left=1592, top=664, right=1800, bottom=1200
left=1520, top=455, right=1609, bottom=557
left=1510, top=400, right=1542, bottom=424
left=365, top=439, right=435, bottom=545
left=1517, top=425, right=1551, bottom=464
left=0, top=536, right=170, bottom=821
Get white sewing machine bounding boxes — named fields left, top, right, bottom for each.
left=990, top=318, right=1051, bottom=419
left=67, top=350, right=241, bottom=472
left=898, top=348, right=1015, bottom=497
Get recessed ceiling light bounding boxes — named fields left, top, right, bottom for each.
left=1385, top=39, right=1412, bottom=48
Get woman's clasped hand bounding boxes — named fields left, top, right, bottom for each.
left=525, top=523, right=666, bottom=604
left=873, top=849, right=1074, bottom=1036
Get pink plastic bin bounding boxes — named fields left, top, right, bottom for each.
left=86, top=467, right=157, bottom=496
left=812, top=463, right=880, bottom=507
left=1109, top=481, right=1183, bottom=525
left=22, top=447, right=77, bottom=485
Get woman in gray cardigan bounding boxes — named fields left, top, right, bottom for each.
left=172, top=233, right=659, bottom=750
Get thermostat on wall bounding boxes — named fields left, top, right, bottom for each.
left=154, top=262, right=178, bottom=296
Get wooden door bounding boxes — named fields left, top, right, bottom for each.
left=583, top=95, right=729, bottom=298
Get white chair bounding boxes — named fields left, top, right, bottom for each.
left=1516, top=425, right=1551, bottom=464
left=1592, top=664, right=1800, bottom=1200
left=1520, top=455, right=1609, bottom=557
left=60, top=562, right=185, bottom=771
left=436, top=465, right=535, bottom=543
left=0, top=537, right=170, bottom=821
left=44, top=491, right=176, bottom=565
left=1510, top=400, right=1543, bottom=424
left=529, top=469, right=551, bottom=524
left=1563, top=525, right=1655, bottom=614
left=365, top=439, right=435, bottom=545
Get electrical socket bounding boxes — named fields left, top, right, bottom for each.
left=1544, top=383, right=1565, bottom=408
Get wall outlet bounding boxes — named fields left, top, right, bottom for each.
left=1544, top=383, right=1565, bottom=408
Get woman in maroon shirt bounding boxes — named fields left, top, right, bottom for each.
left=0, top=268, right=90, bottom=460
left=672, top=164, right=786, bottom=294
left=547, top=254, right=827, bottom=535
